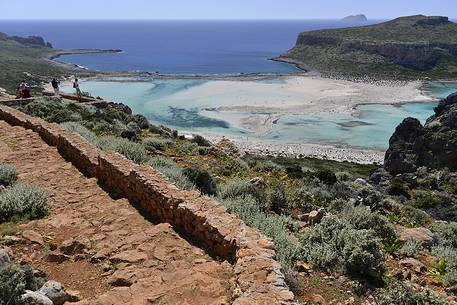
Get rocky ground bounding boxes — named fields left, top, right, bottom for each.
left=0, top=121, right=234, bottom=305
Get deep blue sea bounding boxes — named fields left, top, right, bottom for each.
left=0, top=20, right=377, bottom=74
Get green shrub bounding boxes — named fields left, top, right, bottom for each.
left=182, top=167, right=217, bottom=195
left=314, top=169, right=337, bottom=185
left=269, top=185, right=288, bottom=213
left=143, top=137, right=174, bottom=151
left=431, top=222, right=457, bottom=247
left=218, top=179, right=266, bottom=209
left=191, top=134, right=211, bottom=147
left=388, top=179, right=411, bottom=198
left=286, top=165, right=304, bottom=179
left=220, top=195, right=299, bottom=269
left=19, top=99, right=81, bottom=123
left=400, top=239, right=422, bottom=257
left=61, top=121, right=98, bottom=145
left=431, top=246, right=457, bottom=286
left=0, top=165, right=17, bottom=187
left=411, top=190, right=445, bottom=209
left=0, top=264, right=45, bottom=305
left=147, top=157, right=195, bottom=191
left=377, top=280, right=446, bottom=305
left=178, top=142, right=199, bottom=155
left=300, top=216, right=383, bottom=281
left=97, top=136, right=149, bottom=164
left=338, top=203, right=397, bottom=243
left=0, top=183, right=49, bottom=223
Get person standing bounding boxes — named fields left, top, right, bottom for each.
left=73, top=78, right=81, bottom=100
left=51, top=78, right=60, bottom=96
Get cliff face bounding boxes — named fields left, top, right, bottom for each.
left=283, top=15, right=457, bottom=78
left=385, top=92, right=457, bottom=175
left=9, top=35, right=53, bottom=48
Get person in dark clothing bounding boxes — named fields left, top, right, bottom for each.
left=51, top=78, right=60, bottom=95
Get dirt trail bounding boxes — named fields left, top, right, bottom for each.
left=0, top=120, right=233, bottom=305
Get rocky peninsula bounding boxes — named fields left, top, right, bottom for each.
left=278, top=15, right=457, bottom=79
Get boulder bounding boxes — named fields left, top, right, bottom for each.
left=22, top=230, right=44, bottom=245
left=397, top=226, right=437, bottom=248
left=385, top=92, right=457, bottom=174
left=59, top=239, right=89, bottom=256
left=38, top=281, right=72, bottom=305
left=21, top=290, right=53, bottom=305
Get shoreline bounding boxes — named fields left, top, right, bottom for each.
left=201, top=133, right=385, bottom=164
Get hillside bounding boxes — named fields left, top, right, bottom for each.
left=0, top=33, right=92, bottom=94
left=279, top=15, right=457, bottom=79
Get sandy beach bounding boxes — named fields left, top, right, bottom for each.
left=163, top=75, right=434, bottom=133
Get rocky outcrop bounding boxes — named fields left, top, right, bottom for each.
left=9, top=35, right=52, bottom=48
left=384, top=92, right=457, bottom=174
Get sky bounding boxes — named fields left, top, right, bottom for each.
left=0, top=0, right=455, bottom=20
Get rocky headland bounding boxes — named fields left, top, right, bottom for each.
left=278, top=15, right=457, bottom=79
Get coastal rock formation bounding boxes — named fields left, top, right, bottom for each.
left=281, top=15, right=457, bottom=78
left=341, top=14, right=368, bottom=22
left=384, top=92, right=457, bottom=174
left=9, top=35, right=53, bottom=48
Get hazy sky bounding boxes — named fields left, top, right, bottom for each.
left=0, top=0, right=455, bottom=20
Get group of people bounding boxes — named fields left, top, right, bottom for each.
left=16, top=81, right=32, bottom=98
left=16, top=78, right=82, bottom=99
left=51, top=78, right=82, bottom=98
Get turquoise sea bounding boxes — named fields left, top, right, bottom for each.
left=62, top=80, right=457, bottom=150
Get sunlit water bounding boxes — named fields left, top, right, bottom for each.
left=62, top=80, right=456, bottom=150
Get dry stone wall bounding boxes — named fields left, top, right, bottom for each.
left=0, top=105, right=294, bottom=305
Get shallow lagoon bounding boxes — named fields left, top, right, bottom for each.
left=63, top=80, right=457, bottom=150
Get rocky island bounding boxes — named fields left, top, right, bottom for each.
left=341, top=14, right=368, bottom=22
left=277, top=15, right=457, bottom=79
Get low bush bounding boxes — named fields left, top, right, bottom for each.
left=183, top=167, right=217, bottom=195
left=337, top=203, right=397, bottom=243
left=61, top=122, right=98, bottom=145
left=0, top=183, right=49, bottom=223
left=431, top=246, right=457, bottom=286
left=400, top=239, right=422, bottom=257
left=191, top=134, right=211, bottom=147
left=0, top=264, right=45, bottom=305
left=431, top=222, right=457, bottom=248
left=313, top=169, right=338, bottom=185
left=218, top=179, right=266, bottom=209
left=97, top=136, right=149, bottom=164
left=19, top=99, right=81, bottom=123
left=220, top=195, right=299, bottom=269
left=377, top=280, right=446, bottom=305
left=143, top=137, right=174, bottom=151
left=269, top=185, right=288, bottom=213
left=178, top=142, right=199, bottom=155
left=252, top=160, right=284, bottom=173
left=300, top=216, right=383, bottom=281
left=0, top=164, right=17, bottom=187
left=147, top=157, right=195, bottom=191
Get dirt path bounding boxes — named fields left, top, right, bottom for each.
left=0, top=120, right=233, bottom=305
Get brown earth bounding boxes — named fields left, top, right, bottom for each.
left=0, top=120, right=234, bottom=305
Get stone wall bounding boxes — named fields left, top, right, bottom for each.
left=0, top=105, right=294, bottom=305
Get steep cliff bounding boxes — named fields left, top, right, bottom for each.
left=280, top=15, right=457, bottom=79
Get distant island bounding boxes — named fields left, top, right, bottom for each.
left=276, top=15, right=457, bottom=80
left=341, top=14, right=367, bottom=22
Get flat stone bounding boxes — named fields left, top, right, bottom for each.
left=22, top=230, right=44, bottom=245
left=110, top=250, right=147, bottom=264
